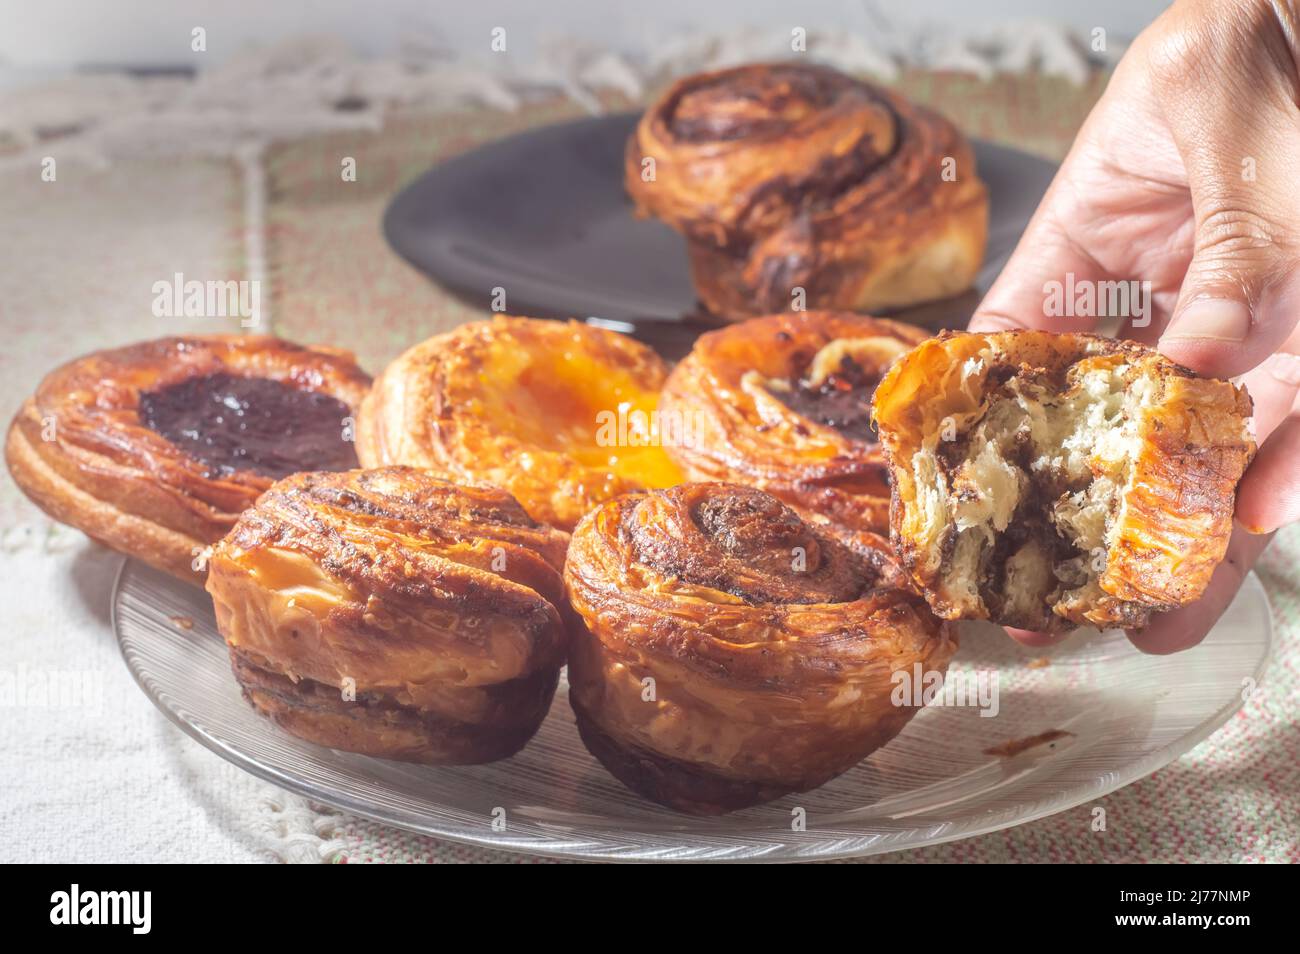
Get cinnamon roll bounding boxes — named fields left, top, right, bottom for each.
left=626, top=63, right=988, bottom=319
left=872, top=330, right=1256, bottom=632
left=357, top=316, right=683, bottom=531
left=565, top=482, right=956, bottom=814
left=659, top=311, right=926, bottom=537
left=5, top=335, right=370, bottom=581
left=205, top=467, right=570, bottom=764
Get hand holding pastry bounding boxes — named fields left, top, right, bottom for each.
left=564, top=482, right=956, bottom=814
left=873, top=330, right=1254, bottom=634
left=205, top=467, right=570, bottom=764
left=967, top=0, right=1300, bottom=651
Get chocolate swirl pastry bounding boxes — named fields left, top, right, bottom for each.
left=5, top=335, right=370, bottom=581
left=565, top=482, right=956, bottom=814
left=659, top=311, right=926, bottom=537
left=626, top=63, right=989, bottom=319
left=206, top=467, right=571, bottom=764
left=872, top=331, right=1256, bottom=632
left=357, top=316, right=682, bottom=531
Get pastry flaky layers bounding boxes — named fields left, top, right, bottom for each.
left=6, top=335, right=370, bottom=581
left=872, top=331, right=1256, bottom=632
left=206, top=467, right=571, bottom=764
left=626, top=62, right=988, bottom=319
left=565, top=482, right=956, bottom=814
left=660, top=311, right=927, bottom=536
left=357, top=315, right=683, bottom=531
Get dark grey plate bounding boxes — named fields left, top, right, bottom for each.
left=383, top=113, right=1057, bottom=355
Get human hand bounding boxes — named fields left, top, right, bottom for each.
left=968, top=0, right=1300, bottom=652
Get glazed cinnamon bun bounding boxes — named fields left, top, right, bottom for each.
left=357, top=316, right=683, bottom=531
left=5, top=335, right=370, bottom=581
left=659, top=311, right=926, bottom=537
left=872, top=331, right=1256, bottom=632
left=626, top=63, right=988, bottom=319
left=565, top=482, right=957, bottom=814
left=205, top=467, right=570, bottom=764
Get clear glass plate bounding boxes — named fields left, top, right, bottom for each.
left=113, top=558, right=1272, bottom=862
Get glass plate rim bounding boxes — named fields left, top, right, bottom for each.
left=112, top=557, right=1274, bottom=863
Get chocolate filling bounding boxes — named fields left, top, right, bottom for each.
left=139, top=372, right=357, bottom=479
left=773, top=354, right=881, bottom=444
left=623, top=486, right=870, bottom=605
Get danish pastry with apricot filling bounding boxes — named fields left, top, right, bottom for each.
left=564, top=482, right=956, bottom=814
left=357, top=316, right=682, bottom=531
left=205, top=467, right=571, bottom=764
left=5, top=335, right=370, bottom=581
left=659, top=311, right=926, bottom=536
left=871, top=331, right=1255, bottom=632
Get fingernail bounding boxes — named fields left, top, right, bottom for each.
left=1163, top=299, right=1252, bottom=343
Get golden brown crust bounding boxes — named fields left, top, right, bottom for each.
left=231, top=649, right=560, bottom=765
left=626, top=63, right=989, bottom=319
left=564, top=482, right=956, bottom=814
left=356, top=315, right=683, bottom=531
left=5, top=336, right=371, bottom=582
left=872, top=330, right=1256, bottom=631
left=659, top=311, right=927, bottom=535
left=205, top=467, right=571, bottom=764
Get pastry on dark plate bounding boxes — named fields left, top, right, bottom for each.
left=564, top=482, right=956, bottom=814
left=205, top=467, right=571, bottom=764
left=626, top=62, right=988, bottom=319
left=872, top=330, right=1256, bottom=632
left=5, top=335, right=370, bottom=581
left=659, top=311, right=926, bottom=537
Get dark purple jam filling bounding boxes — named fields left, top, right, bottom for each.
left=139, top=373, right=357, bottom=479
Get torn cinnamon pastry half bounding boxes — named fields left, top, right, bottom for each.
left=872, top=330, right=1256, bottom=632
left=357, top=316, right=682, bottom=531
left=5, top=335, right=370, bottom=582
left=565, top=482, right=956, bottom=814
left=205, top=467, right=571, bottom=764
left=626, top=62, right=988, bottom=319
left=659, top=311, right=926, bottom=536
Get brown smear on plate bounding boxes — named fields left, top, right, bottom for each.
left=984, top=729, right=1074, bottom=758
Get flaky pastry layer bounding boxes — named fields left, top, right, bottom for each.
left=872, top=330, right=1255, bottom=631
left=564, top=482, right=955, bottom=814
left=5, top=335, right=370, bottom=581
left=626, top=63, right=988, bottom=318
left=205, top=467, right=570, bottom=764
left=660, top=311, right=926, bottom=536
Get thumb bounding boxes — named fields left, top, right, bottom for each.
left=1160, top=207, right=1300, bottom=379
left=1150, top=1, right=1300, bottom=378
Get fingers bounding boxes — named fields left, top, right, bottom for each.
left=1237, top=416, right=1300, bottom=533
left=1149, top=0, right=1300, bottom=378
left=1241, top=348, right=1300, bottom=437
left=967, top=65, right=1151, bottom=336
left=1233, top=344, right=1300, bottom=533
left=1004, top=625, right=1074, bottom=649
left=1126, top=525, right=1273, bottom=654
left=968, top=204, right=1108, bottom=335
left=968, top=21, right=1189, bottom=337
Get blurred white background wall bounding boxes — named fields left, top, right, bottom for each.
left=0, top=0, right=1168, bottom=70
